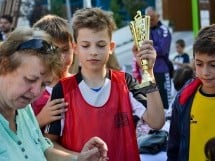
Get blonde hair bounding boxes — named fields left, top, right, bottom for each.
left=106, top=53, right=121, bottom=70
left=33, top=14, right=73, bottom=44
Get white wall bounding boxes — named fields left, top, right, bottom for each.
left=113, top=25, right=134, bottom=70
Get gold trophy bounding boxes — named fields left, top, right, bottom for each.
left=129, top=10, right=153, bottom=89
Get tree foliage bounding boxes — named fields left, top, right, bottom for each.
left=50, top=0, right=66, bottom=18
left=122, top=0, right=147, bottom=19
left=110, top=0, right=124, bottom=28
left=27, top=0, right=147, bottom=28
left=110, top=0, right=147, bottom=27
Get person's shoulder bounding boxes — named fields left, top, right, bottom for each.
left=178, top=78, right=202, bottom=105
left=124, top=72, right=139, bottom=84
left=20, top=104, right=34, bottom=114
left=111, top=69, right=126, bottom=74
left=61, top=74, right=76, bottom=80
left=158, top=22, right=171, bottom=37
left=183, top=53, right=190, bottom=57
left=110, top=70, right=136, bottom=83
left=111, top=70, right=132, bottom=77
left=57, top=72, right=81, bottom=91
left=110, top=69, right=125, bottom=79
left=174, top=54, right=180, bottom=58
left=160, top=24, right=169, bottom=30
left=60, top=73, right=77, bottom=84
left=18, top=105, right=38, bottom=123
left=159, top=21, right=169, bottom=30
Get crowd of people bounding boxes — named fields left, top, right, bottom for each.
left=0, top=5, right=214, bottom=161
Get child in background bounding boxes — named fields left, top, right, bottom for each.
left=169, top=39, right=191, bottom=107
left=45, top=7, right=165, bottom=161
left=31, top=14, right=74, bottom=128
left=172, top=65, right=194, bottom=91
left=172, top=39, right=190, bottom=70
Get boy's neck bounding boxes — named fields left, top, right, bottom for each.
left=81, top=68, right=107, bottom=88
left=178, top=51, right=184, bottom=54
left=200, top=85, right=215, bottom=95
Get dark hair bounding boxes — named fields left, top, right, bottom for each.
left=176, top=39, right=185, bottom=48
left=205, top=137, right=215, bottom=161
left=173, top=66, right=194, bottom=91
left=193, top=24, right=215, bottom=57
left=0, top=15, right=13, bottom=23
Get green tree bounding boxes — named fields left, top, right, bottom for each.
left=122, top=0, right=147, bottom=19
left=50, top=0, right=66, bottom=18
left=110, top=0, right=124, bottom=28
left=110, top=0, right=148, bottom=27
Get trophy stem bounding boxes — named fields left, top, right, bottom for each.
left=139, top=59, right=152, bottom=88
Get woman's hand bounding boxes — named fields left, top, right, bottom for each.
left=78, top=137, right=108, bottom=161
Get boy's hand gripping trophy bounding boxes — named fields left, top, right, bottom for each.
left=129, top=10, right=153, bottom=89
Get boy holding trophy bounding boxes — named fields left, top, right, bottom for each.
left=45, top=7, right=164, bottom=161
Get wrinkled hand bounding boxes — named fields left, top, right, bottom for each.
left=36, top=98, right=68, bottom=128
left=78, top=137, right=108, bottom=161
left=132, top=40, right=156, bottom=70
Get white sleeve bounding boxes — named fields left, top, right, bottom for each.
left=129, top=92, right=146, bottom=118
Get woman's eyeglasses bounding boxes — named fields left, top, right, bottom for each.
left=16, top=39, right=57, bottom=54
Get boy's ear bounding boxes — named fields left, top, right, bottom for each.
left=110, top=41, right=115, bottom=53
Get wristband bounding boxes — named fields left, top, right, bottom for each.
left=145, top=86, right=159, bottom=94
left=144, top=83, right=159, bottom=94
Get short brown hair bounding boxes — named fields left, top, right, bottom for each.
left=72, top=7, right=115, bottom=42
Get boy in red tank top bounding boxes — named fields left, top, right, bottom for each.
left=45, top=7, right=165, bottom=161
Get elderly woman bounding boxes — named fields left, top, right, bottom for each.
left=0, top=27, right=108, bottom=161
